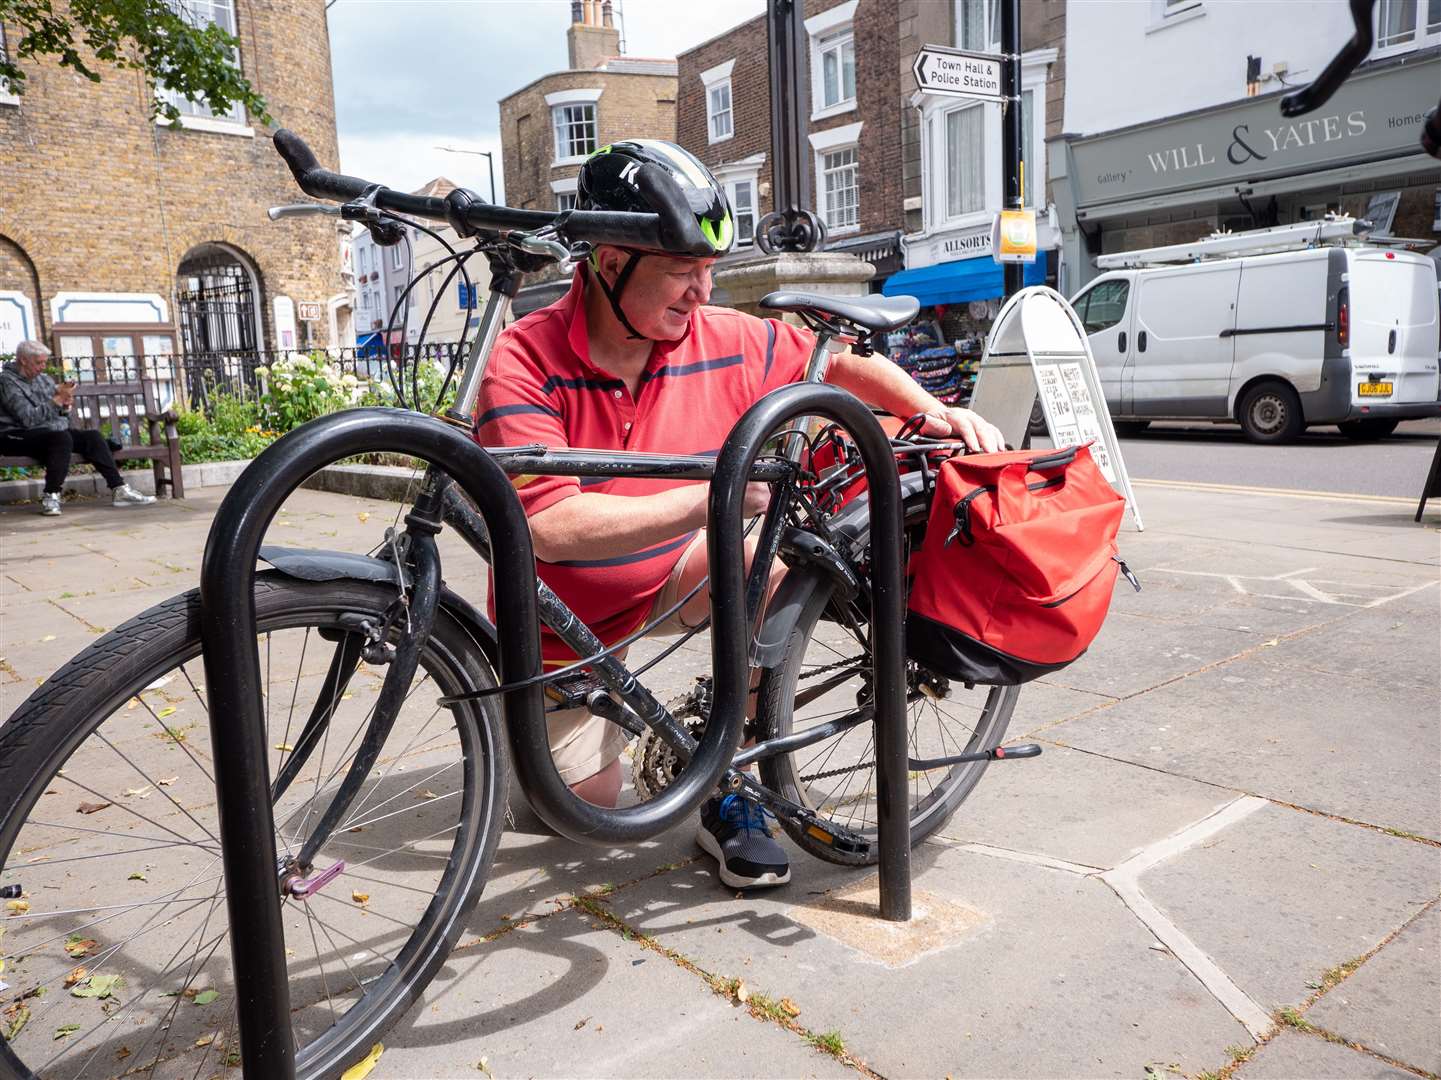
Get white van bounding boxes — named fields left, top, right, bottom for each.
left=1069, top=234, right=1441, bottom=442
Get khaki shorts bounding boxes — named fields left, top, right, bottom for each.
left=546, top=531, right=708, bottom=784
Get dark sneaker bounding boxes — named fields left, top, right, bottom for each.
left=696, top=794, right=790, bottom=889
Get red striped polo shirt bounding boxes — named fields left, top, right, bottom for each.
left=474, top=270, right=814, bottom=661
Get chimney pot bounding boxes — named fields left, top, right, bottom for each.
left=570, top=0, right=582, bottom=22
left=602, top=0, right=614, bottom=28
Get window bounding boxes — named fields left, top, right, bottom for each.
left=1376, top=0, right=1441, bottom=48
left=159, top=0, right=244, bottom=123
left=819, top=32, right=855, bottom=111
left=805, top=1, right=858, bottom=119
left=957, top=0, right=999, bottom=51
left=1074, top=281, right=1130, bottom=334
left=556, top=191, right=578, bottom=212
left=391, top=283, right=404, bottom=315
left=821, top=147, right=859, bottom=232
left=945, top=106, right=984, bottom=218
left=0, top=23, right=17, bottom=104
left=552, top=102, right=597, bottom=162
left=391, top=242, right=403, bottom=271
left=727, top=179, right=756, bottom=247
left=701, top=60, right=736, bottom=145
left=708, top=81, right=733, bottom=141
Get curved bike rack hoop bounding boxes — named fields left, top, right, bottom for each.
left=197, top=407, right=547, bottom=1080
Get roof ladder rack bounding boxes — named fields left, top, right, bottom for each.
left=1094, top=214, right=1374, bottom=269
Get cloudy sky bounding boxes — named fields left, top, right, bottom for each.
left=326, top=0, right=767, bottom=200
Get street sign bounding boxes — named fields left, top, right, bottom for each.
left=297, top=301, right=323, bottom=322
left=912, top=45, right=1004, bottom=103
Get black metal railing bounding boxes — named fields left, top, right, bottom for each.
left=54, top=344, right=470, bottom=415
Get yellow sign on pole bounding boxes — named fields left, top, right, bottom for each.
left=991, top=208, right=1037, bottom=264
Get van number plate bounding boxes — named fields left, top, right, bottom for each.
left=1357, top=382, right=1393, bottom=396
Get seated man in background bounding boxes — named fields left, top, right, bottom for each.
left=0, top=340, right=156, bottom=516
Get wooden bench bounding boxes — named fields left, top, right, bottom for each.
left=0, top=378, right=185, bottom=498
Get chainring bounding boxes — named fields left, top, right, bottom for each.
left=631, top=677, right=711, bottom=799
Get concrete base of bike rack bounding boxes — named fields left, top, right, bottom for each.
left=790, top=875, right=991, bottom=969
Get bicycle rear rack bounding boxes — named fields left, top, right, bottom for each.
left=197, top=384, right=911, bottom=1078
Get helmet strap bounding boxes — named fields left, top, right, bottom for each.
left=591, top=251, right=647, bottom=341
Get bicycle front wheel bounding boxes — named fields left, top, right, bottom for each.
left=0, top=574, right=507, bottom=1080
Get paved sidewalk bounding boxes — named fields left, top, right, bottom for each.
left=1, top=480, right=1437, bottom=1079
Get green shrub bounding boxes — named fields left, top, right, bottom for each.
left=178, top=429, right=276, bottom=463
left=255, top=352, right=374, bottom=431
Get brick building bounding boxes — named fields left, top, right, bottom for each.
left=497, top=0, right=678, bottom=313
left=677, top=0, right=908, bottom=279
left=677, top=1, right=1066, bottom=341
left=0, top=0, right=348, bottom=385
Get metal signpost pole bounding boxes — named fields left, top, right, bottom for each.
left=757, top=0, right=825, bottom=253
left=1000, top=0, right=1024, bottom=298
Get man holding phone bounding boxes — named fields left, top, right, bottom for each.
left=0, top=340, right=156, bottom=516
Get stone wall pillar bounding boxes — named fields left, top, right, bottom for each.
left=712, top=251, right=876, bottom=320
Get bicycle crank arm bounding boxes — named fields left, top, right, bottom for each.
left=730, top=708, right=871, bottom=769
left=907, top=743, right=1042, bottom=771
left=729, top=772, right=871, bottom=857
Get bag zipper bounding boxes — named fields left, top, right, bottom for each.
left=944, top=475, right=1066, bottom=548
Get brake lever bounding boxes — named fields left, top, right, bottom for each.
left=341, top=185, right=405, bottom=247
left=268, top=203, right=341, bottom=221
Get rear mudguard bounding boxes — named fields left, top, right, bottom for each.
left=258, top=545, right=501, bottom=669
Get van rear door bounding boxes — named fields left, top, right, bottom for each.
left=1348, top=251, right=1441, bottom=406
left=1130, top=264, right=1240, bottom=417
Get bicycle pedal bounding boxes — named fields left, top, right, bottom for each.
left=795, top=811, right=870, bottom=857
left=544, top=671, right=608, bottom=711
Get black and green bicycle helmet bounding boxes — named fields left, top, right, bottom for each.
left=576, top=139, right=734, bottom=338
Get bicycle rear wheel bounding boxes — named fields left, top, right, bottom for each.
left=0, top=574, right=506, bottom=1080
left=757, top=498, right=1018, bottom=867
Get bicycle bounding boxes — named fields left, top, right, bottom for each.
left=4, top=1, right=1437, bottom=1071
left=0, top=137, right=1031, bottom=1077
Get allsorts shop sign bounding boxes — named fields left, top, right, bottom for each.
left=1070, top=54, right=1439, bottom=208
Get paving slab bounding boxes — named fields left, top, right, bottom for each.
left=1047, top=646, right=1441, bottom=839
left=1235, top=1028, right=1421, bottom=1079
left=1044, top=610, right=1264, bottom=698
left=935, top=743, right=1235, bottom=870
left=1270, top=605, right=1441, bottom=692
left=1139, top=802, right=1441, bottom=1012
left=380, top=907, right=855, bottom=1079
left=604, top=843, right=1250, bottom=1078
left=1307, top=903, right=1441, bottom=1074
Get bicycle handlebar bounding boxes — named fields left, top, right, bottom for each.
left=272, top=128, right=718, bottom=255
left=1279, top=0, right=1375, bottom=117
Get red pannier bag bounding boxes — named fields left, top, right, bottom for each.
left=905, top=443, right=1136, bottom=685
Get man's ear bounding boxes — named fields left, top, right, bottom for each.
left=591, top=245, right=624, bottom=284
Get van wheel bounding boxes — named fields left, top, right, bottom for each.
left=1111, top=420, right=1149, bottom=437
left=1239, top=382, right=1304, bottom=443
left=1337, top=418, right=1399, bottom=440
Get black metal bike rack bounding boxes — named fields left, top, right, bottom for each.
left=198, top=408, right=545, bottom=1079
left=198, top=384, right=909, bottom=1078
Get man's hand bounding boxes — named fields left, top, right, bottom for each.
left=52, top=381, right=76, bottom=408
left=920, top=407, right=1006, bottom=453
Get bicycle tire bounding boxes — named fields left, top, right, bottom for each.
left=757, top=501, right=1018, bottom=867
left=0, top=574, right=507, bottom=1080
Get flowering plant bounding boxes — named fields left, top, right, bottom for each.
left=254, top=352, right=373, bottom=431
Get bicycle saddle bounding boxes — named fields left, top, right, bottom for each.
left=760, top=290, right=920, bottom=333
